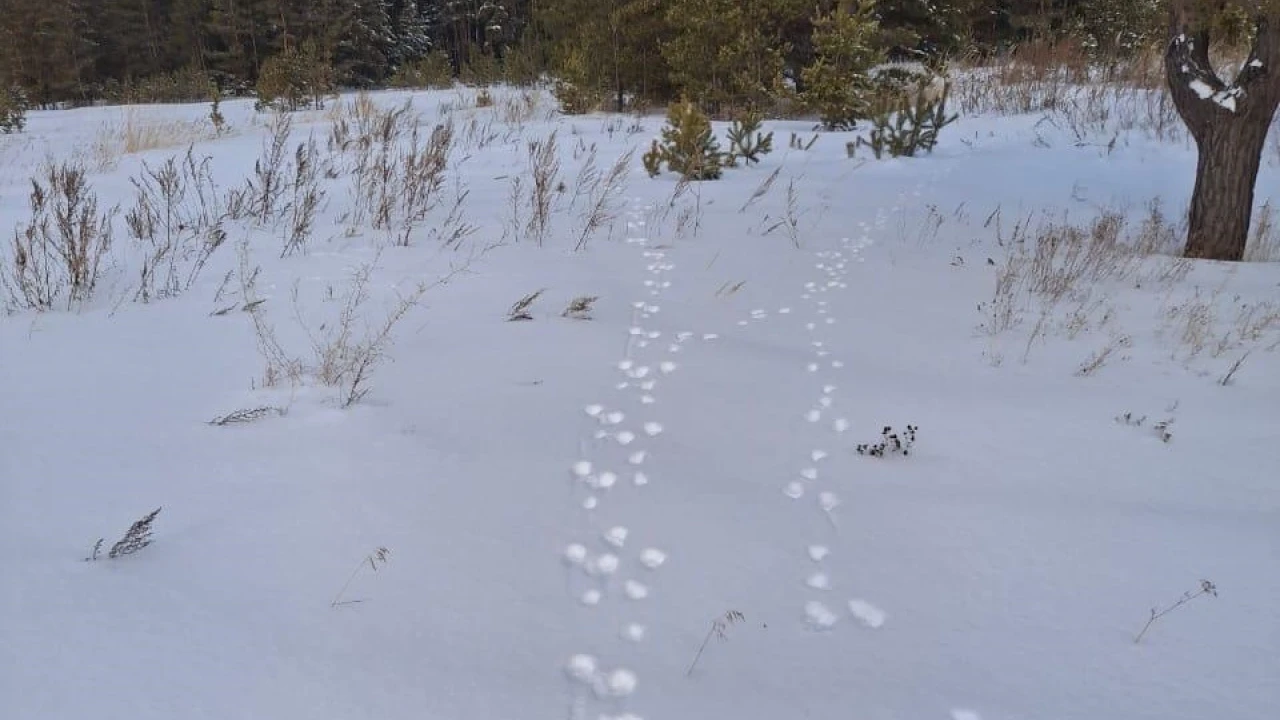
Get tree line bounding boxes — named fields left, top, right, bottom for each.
left=0, top=1, right=1173, bottom=107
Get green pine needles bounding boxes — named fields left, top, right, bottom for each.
left=644, top=103, right=774, bottom=180
left=644, top=100, right=725, bottom=181
left=855, top=81, right=959, bottom=159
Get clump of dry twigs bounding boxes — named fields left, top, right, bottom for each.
left=508, top=289, right=545, bottom=321
left=3, top=161, right=116, bottom=311
left=86, top=507, right=162, bottom=561
left=125, top=148, right=227, bottom=301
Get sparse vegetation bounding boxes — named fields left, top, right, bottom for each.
left=1134, top=580, right=1218, bottom=644
left=86, top=508, right=162, bottom=561
left=2, top=162, right=116, bottom=311
left=687, top=610, right=746, bottom=677
left=562, top=296, right=598, bottom=319
left=508, top=289, right=546, bottom=321
left=331, top=547, right=392, bottom=607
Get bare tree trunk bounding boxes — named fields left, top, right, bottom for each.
left=1183, top=120, right=1271, bottom=259
left=1165, top=6, right=1280, bottom=261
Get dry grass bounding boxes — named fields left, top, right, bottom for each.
left=981, top=203, right=1192, bottom=365
left=125, top=148, right=227, bottom=301
left=1245, top=201, right=1280, bottom=262
left=2, top=161, right=116, bottom=311
left=949, top=39, right=1261, bottom=145
left=240, top=243, right=465, bottom=406
left=91, top=108, right=218, bottom=170
left=575, top=149, right=632, bottom=251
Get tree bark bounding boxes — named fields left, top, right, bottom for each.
left=1165, top=5, right=1280, bottom=261
left=1183, top=117, right=1271, bottom=259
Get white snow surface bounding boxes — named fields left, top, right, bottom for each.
left=1, top=86, right=1278, bottom=720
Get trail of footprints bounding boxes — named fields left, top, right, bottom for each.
left=733, top=188, right=943, bottom=632
left=562, top=202, right=716, bottom=720
left=562, top=175, right=968, bottom=718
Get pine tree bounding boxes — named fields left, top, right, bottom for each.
left=801, top=0, right=883, bottom=130
left=390, top=1, right=434, bottom=68
left=332, top=0, right=395, bottom=86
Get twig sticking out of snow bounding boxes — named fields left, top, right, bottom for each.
left=687, top=610, right=746, bottom=677
left=331, top=547, right=392, bottom=607
left=1134, top=580, right=1217, bottom=644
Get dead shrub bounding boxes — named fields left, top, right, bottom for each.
left=3, top=162, right=116, bottom=311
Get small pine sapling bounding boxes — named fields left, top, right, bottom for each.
left=0, top=85, right=28, bottom=134
left=726, top=110, right=773, bottom=166
left=687, top=610, right=746, bottom=676
left=1134, top=580, right=1217, bottom=644
left=508, top=289, right=545, bottom=321
left=87, top=507, right=162, bottom=561
left=856, top=82, right=958, bottom=159
left=642, top=100, right=724, bottom=181
left=856, top=425, right=918, bottom=457
left=209, top=84, right=227, bottom=136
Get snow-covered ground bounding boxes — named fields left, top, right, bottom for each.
left=1, top=85, right=1277, bottom=720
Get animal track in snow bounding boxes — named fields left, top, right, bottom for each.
left=808, top=545, right=829, bottom=561
left=784, top=482, right=806, bottom=499
left=621, top=623, right=646, bottom=642
left=565, top=544, right=588, bottom=564
left=596, top=668, right=638, bottom=698
left=848, top=599, right=887, bottom=629
left=643, top=422, right=663, bottom=436
left=566, top=654, right=598, bottom=683
left=624, top=580, right=649, bottom=599
left=951, top=710, right=982, bottom=720
left=807, top=573, right=831, bottom=590
left=805, top=601, right=839, bottom=629
left=639, top=549, right=667, bottom=569
left=604, top=527, right=628, bottom=548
